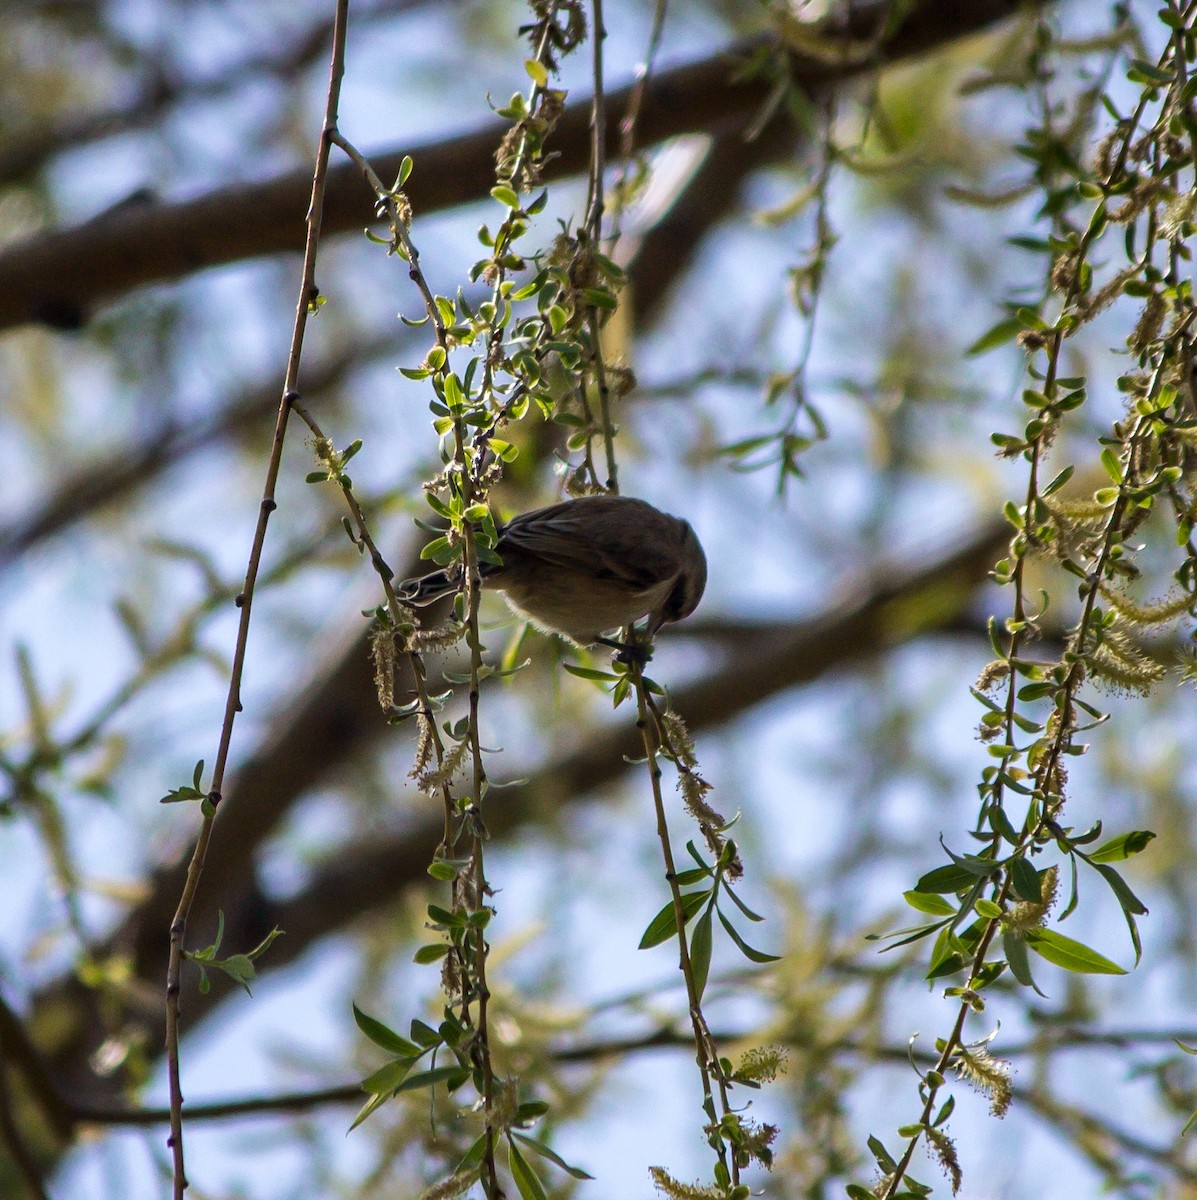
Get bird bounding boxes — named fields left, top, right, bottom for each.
left=398, top=494, right=707, bottom=647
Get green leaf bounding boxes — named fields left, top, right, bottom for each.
left=443, top=373, right=466, bottom=410
left=348, top=1089, right=390, bottom=1131
left=410, top=1019, right=441, bottom=1048
left=491, top=184, right=520, bottom=210
left=915, top=861, right=992, bottom=893
left=511, top=1132, right=594, bottom=1180
left=1009, top=856, right=1042, bottom=902
left=1094, top=863, right=1147, bottom=917
left=867, top=1134, right=897, bottom=1174
left=1095, top=864, right=1145, bottom=964
left=939, top=843, right=1001, bottom=877
left=903, top=891, right=956, bottom=916
left=160, top=759, right=207, bottom=803
left=638, top=890, right=709, bottom=949
left=524, top=58, right=549, bottom=87
left=1128, top=58, right=1175, bottom=84
left=217, top=954, right=256, bottom=993
left=361, top=1058, right=414, bottom=1095
left=392, top=1065, right=470, bottom=1096
left=488, top=438, right=519, bottom=462
left=721, top=883, right=766, bottom=923
left=414, top=943, right=450, bottom=964
left=1002, top=930, right=1041, bottom=993
left=873, top=920, right=947, bottom=952
left=716, top=909, right=780, bottom=963
left=926, top=924, right=966, bottom=979
left=508, top=1137, right=549, bottom=1200
left=353, top=1005, right=422, bottom=1057
left=966, top=316, right=1021, bottom=356
left=1087, top=830, right=1155, bottom=864
left=1042, top=464, right=1075, bottom=496
left=1025, top=929, right=1126, bottom=975
left=562, top=663, right=619, bottom=683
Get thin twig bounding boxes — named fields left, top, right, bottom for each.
left=162, top=3, right=351, bottom=1196
left=631, top=659, right=736, bottom=1188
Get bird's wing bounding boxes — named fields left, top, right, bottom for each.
left=498, top=498, right=678, bottom=591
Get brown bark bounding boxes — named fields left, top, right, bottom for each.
left=0, top=0, right=1042, bottom=331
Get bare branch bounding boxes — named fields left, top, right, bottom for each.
left=0, top=0, right=1047, bottom=331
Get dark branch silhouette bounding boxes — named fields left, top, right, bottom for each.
left=0, top=0, right=1045, bottom=331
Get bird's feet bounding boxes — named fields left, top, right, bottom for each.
left=595, top=634, right=653, bottom=668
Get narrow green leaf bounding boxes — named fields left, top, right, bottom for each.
left=508, top=1138, right=549, bottom=1200
left=348, top=1089, right=390, bottom=1131
left=903, top=891, right=955, bottom=916
left=914, top=864, right=978, bottom=894
left=926, top=925, right=966, bottom=979
left=562, top=663, right=619, bottom=683
left=1042, top=464, right=1074, bottom=496
left=690, top=908, right=713, bottom=999
left=409, top=1019, right=441, bottom=1048
left=638, top=890, right=710, bottom=949
left=361, top=1058, right=413, bottom=1095
left=1025, top=928, right=1126, bottom=975
left=1128, top=58, right=1175, bottom=84
left=939, top=844, right=1001, bottom=877
left=353, top=1004, right=421, bottom=1057
left=457, top=1134, right=489, bottom=1170
left=1087, top=830, right=1155, bottom=864
left=867, top=1134, right=897, bottom=1174
left=1002, top=930, right=1040, bottom=993
left=419, top=536, right=451, bottom=561
left=721, top=883, right=766, bottom=923
left=966, top=316, right=1021, bottom=356
left=392, top=1065, right=470, bottom=1096
left=874, top=921, right=947, bottom=952
left=511, top=1132, right=594, bottom=1180
left=717, top=908, right=780, bottom=964
left=1009, top=856, right=1042, bottom=902
left=1094, top=863, right=1148, bottom=916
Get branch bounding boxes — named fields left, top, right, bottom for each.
left=0, top=0, right=428, bottom=185
left=31, top=518, right=1007, bottom=1107
left=0, top=0, right=1047, bottom=331
left=58, top=1021, right=1197, bottom=1188
left=0, top=337, right=396, bottom=567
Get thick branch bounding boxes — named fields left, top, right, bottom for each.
left=0, top=0, right=1044, bottom=331
left=34, top=519, right=1006, bottom=1101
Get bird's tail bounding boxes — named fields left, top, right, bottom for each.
left=397, top=568, right=460, bottom=607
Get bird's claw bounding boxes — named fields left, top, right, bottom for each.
left=596, top=635, right=653, bottom=667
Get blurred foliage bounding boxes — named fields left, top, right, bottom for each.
left=3, top=1, right=1197, bottom=1199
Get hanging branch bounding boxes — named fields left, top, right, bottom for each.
left=865, top=6, right=1197, bottom=1195
left=159, top=2, right=352, bottom=1196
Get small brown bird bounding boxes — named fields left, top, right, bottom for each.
left=399, top=495, right=707, bottom=645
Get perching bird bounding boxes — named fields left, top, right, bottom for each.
left=398, top=495, right=707, bottom=646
